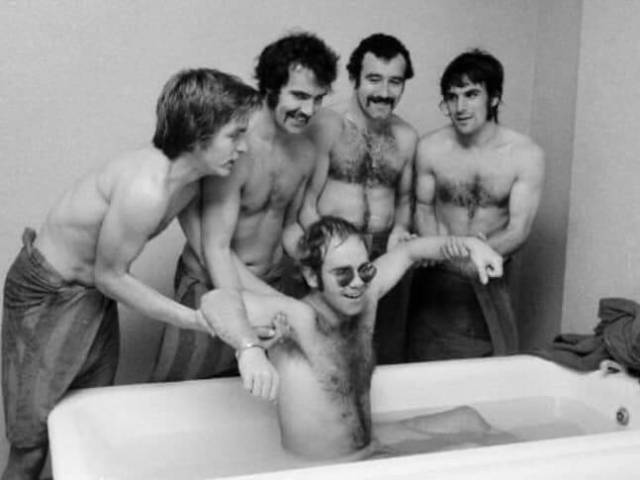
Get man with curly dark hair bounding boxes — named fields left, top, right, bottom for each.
left=289, top=33, right=418, bottom=365
left=151, top=32, right=339, bottom=398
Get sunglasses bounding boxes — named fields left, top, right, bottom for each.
left=331, top=262, right=377, bottom=288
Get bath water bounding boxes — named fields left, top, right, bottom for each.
left=101, top=396, right=619, bottom=479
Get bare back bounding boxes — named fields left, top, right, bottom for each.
left=315, top=109, right=415, bottom=233
left=35, top=149, right=198, bottom=285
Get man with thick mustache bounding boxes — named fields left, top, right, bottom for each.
left=291, top=33, right=418, bottom=365
left=151, top=32, right=339, bottom=398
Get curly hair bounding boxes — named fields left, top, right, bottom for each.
left=440, top=49, right=504, bottom=122
left=152, top=68, right=261, bottom=160
left=346, top=33, right=414, bottom=87
left=254, top=32, right=339, bottom=109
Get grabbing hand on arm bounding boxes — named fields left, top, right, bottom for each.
left=443, top=237, right=503, bottom=284
left=201, top=173, right=279, bottom=400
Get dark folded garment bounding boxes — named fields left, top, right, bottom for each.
left=531, top=297, right=640, bottom=373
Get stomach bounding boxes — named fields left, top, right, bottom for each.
left=318, top=180, right=396, bottom=233
left=436, top=204, right=509, bottom=237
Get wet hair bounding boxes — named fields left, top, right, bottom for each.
left=255, top=32, right=339, bottom=109
left=298, top=216, right=364, bottom=290
left=346, top=33, right=414, bottom=87
left=152, top=68, right=261, bottom=160
left=440, top=49, right=504, bottom=122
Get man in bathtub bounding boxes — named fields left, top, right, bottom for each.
left=199, top=216, right=503, bottom=459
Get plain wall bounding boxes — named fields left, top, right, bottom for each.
left=1, top=0, right=575, bottom=469
left=562, top=0, right=640, bottom=331
left=515, top=0, right=582, bottom=348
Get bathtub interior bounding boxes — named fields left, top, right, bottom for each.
left=48, top=355, right=640, bottom=479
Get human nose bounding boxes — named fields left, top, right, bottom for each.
left=455, top=95, right=469, bottom=112
left=300, top=99, right=315, bottom=117
left=236, top=136, right=248, bottom=153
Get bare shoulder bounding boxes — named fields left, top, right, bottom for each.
left=390, top=115, right=419, bottom=154
left=501, top=127, right=545, bottom=171
left=306, top=107, right=344, bottom=147
left=104, top=148, right=167, bottom=201
left=416, top=126, right=455, bottom=165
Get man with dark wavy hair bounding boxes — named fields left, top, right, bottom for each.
left=1, top=68, right=260, bottom=480
left=290, top=33, right=418, bottom=365
left=151, top=32, right=339, bottom=397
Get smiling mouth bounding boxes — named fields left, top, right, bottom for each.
left=343, top=291, right=364, bottom=300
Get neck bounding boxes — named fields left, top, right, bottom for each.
left=163, top=149, right=204, bottom=190
left=306, top=292, right=354, bottom=330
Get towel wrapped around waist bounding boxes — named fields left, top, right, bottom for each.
left=2, top=228, right=119, bottom=447
left=407, top=264, right=518, bottom=361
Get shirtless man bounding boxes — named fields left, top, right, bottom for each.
left=151, top=33, right=339, bottom=392
left=1, top=69, right=261, bottom=480
left=293, top=33, right=418, bottom=364
left=200, top=216, right=503, bottom=460
left=409, top=49, right=545, bottom=361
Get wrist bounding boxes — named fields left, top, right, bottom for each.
left=235, top=341, right=266, bottom=361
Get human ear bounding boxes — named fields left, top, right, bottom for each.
left=301, top=266, right=319, bottom=289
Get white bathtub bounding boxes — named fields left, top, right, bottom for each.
left=48, top=355, right=640, bottom=479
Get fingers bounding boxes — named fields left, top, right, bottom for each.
left=237, top=348, right=279, bottom=401
left=443, top=237, right=469, bottom=259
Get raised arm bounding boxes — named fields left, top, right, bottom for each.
left=485, top=142, right=545, bottom=256
left=371, top=236, right=503, bottom=300
left=94, top=176, right=209, bottom=333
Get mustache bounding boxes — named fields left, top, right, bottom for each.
left=367, top=96, right=394, bottom=106
left=285, top=110, right=310, bottom=123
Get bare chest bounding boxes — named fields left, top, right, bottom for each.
left=240, top=150, right=308, bottom=214
left=329, top=122, right=405, bottom=188
left=432, top=149, right=516, bottom=211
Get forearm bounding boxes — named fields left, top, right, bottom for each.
left=414, top=203, right=442, bottom=237
left=232, top=255, right=281, bottom=296
left=96, top=271, right=205, bottom=332
left=406, top=236, right=448, bottom=263
left=485, top=225, right=529, bottom=257
left=205, top=246, right=243, bottom=289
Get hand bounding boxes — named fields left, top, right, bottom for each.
left=237, top=346, right=279, bottom=402
left=252, top=312, right=290, bottom=349
left=441, top=236, right=471, bottom=260
left=464, top=238, right=503, bottom=284
left=386, top=230, right=416, bottom=251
